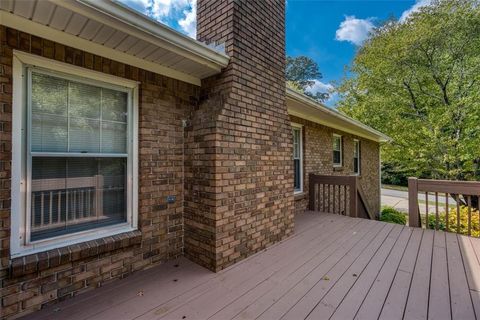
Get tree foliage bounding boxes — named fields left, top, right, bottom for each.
left=286, top=56, right=329, bottom=102
left=338, top=0, right=480, bottom=183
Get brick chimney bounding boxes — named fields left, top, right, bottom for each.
left=184, top=0, right=294, bottom=271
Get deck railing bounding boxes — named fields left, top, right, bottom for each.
left=408, top=177, right=480, bottom=236
left=308, top=174, right=375, bottom=219
left=31, top=175, right=109, bottom=232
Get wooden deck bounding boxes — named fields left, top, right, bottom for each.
left=24, top=212, right=480, bottom=320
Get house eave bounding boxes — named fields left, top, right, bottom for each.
left=286, top=88, right=392, bottom=143
left=74, top=0, right=230, bottom=69
left=0, top=0, right=230, bottom=86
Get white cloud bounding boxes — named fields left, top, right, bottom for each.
left=305, top=80, right=338, bottom=106
left=399, top=0, right=432, bottom=22
left=119, top=0, right=196, bottom=38
left=178, top=0, right=197, bottom=38
left=335, top=16, right=375, bottom=46
left=306, top=80, right=334, bottom=96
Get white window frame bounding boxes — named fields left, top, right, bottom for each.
left=353, top=139, right=361, bottom=175
left=292, top=123, right=303, bottom=194
left=11, top=51, right=139, bottom=258
left=333, top=134, right=343, bottom=167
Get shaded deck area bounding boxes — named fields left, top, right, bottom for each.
left=25, top=212, right=480, bottom=320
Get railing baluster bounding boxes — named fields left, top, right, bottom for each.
left=32, top=193, right=36, bottom=226
left=467, top=195, right=472, bottom=237
left=338, top=185, right=342, bottom=214
left=86, top=189, right=89, bottom=217
left=343, top=185, right=347, bottom=215
left=49, top=191, right=53, bottom=225
left=73, top=190, right=77, bottom=223
left=425, top=192, right=428, bottom=229
left=327, top=184, right=331, bottom=213
left=318, top=183, right=323, bottom=212
left=66, top=190, right=69, bottom=223
left=40, top=192, right=44, bottom=227
left=445, top=193, right=449, bottom=232
left=435, top=192, right=439, bottom=230
left=333, top=185, right=336, bottom=214
left=456, top=195, right=460, bottom=234
left=81, top=190, right=84, bottom=218
left=322, top=183, right=326, bottom=212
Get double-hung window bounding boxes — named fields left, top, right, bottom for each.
left=333, top=134, right=343, bottom=167
left=292, top=124, right=303, bottom=193
left=353, top=139, right=361, bottom=175
left=11, top=52, right=138, bottom=257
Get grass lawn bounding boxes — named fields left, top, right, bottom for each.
left=382, top=184, right=408, bottom=192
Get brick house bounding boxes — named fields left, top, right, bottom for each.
left=0, top=0, right=389, bottom=318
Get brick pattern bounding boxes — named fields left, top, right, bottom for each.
left=290, top=115, right=381, bottom=216
left=0, top=26, right=198, bottom=318
left=184, top=0, right=294, bottom=271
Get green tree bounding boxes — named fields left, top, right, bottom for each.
left=338, top=0, right=480, bottom=183
left=286, top=56, right=329, bottom=102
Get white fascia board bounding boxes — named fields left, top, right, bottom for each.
left=52, top=0, right=230, bottom=71
left=286, top=88, right=392, bottom=143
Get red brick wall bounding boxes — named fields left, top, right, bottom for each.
left=290, top=115, right=381, bottom=216
left=0, top=26, right=198, bottom=318
left=185, top=0, right=294, bottom=271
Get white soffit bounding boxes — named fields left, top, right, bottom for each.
left=0, top=0, right=230, bottom=86
left=286, top=88, right=391, bottom=143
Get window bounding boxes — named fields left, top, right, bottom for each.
left=292, top=124, right=303, bottom=193
left=11, top=51, right=138, bottom=257
left=333, top=134, right=343, bottom=167
left=353, top=139, right=361, bottom=175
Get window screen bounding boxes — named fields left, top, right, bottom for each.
left=293, top=127, right=302, bottom=192
left=333, top=135, right=342, bottom=166
left=29, top=71, right=129, bottom=242
left=354, top=140, right=360, bottom=174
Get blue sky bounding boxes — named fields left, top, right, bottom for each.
left=119, top=0, right=430, bottom=106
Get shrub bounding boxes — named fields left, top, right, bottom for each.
left=380, top=206, right=407, bottom=225
left=427, top=206, right=480, bottom=237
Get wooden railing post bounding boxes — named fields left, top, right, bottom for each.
left=408, top=177, right=420, bottom=227
left=308, top=173, right=315, bottom=210
left=350, top=176, right=357, bottom=218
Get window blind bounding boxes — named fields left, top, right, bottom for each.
left=31, top=73, right=127, bottom=154
left=29, top=71, right=129, bottom=242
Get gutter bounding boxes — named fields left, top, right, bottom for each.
left=286, top=87, right=392, bottom=143
left=54, top=0, right=230, bottom=71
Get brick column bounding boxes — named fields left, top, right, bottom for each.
left=184, top=0, right=294, bottom=271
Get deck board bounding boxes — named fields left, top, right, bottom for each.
left=445, top=232, right=476, bottom=320
left=257, top=219, right=383, bottom=320
left=428, top=231, right=451, bottom=320
left=304, top=224, right=402, bottom=320
left=347, top=226, right=412, bottom=320
left=379, top=228, right=423, bottom=320
left=145, top=215, right=355, bottom=320
left=207, top=217, right=361, bottom=320
left=229, top=219, right=375, bottom=320
left=22, top=212, right=479, bottom=320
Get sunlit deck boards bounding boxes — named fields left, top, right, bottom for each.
left=24, top=212, right=480, bottom=320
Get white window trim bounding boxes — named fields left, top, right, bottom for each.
left=11, top=51, right=139, bottom=258
left=292, top=123, right=303, bottom=194
left=333, top=134, right=343, bottom=167
left=353, top=139, right=361, bottom=175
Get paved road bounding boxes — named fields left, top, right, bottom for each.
left=381, top=188, right=452, bottom=214
left=382, top=188, right=448, bottom=204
